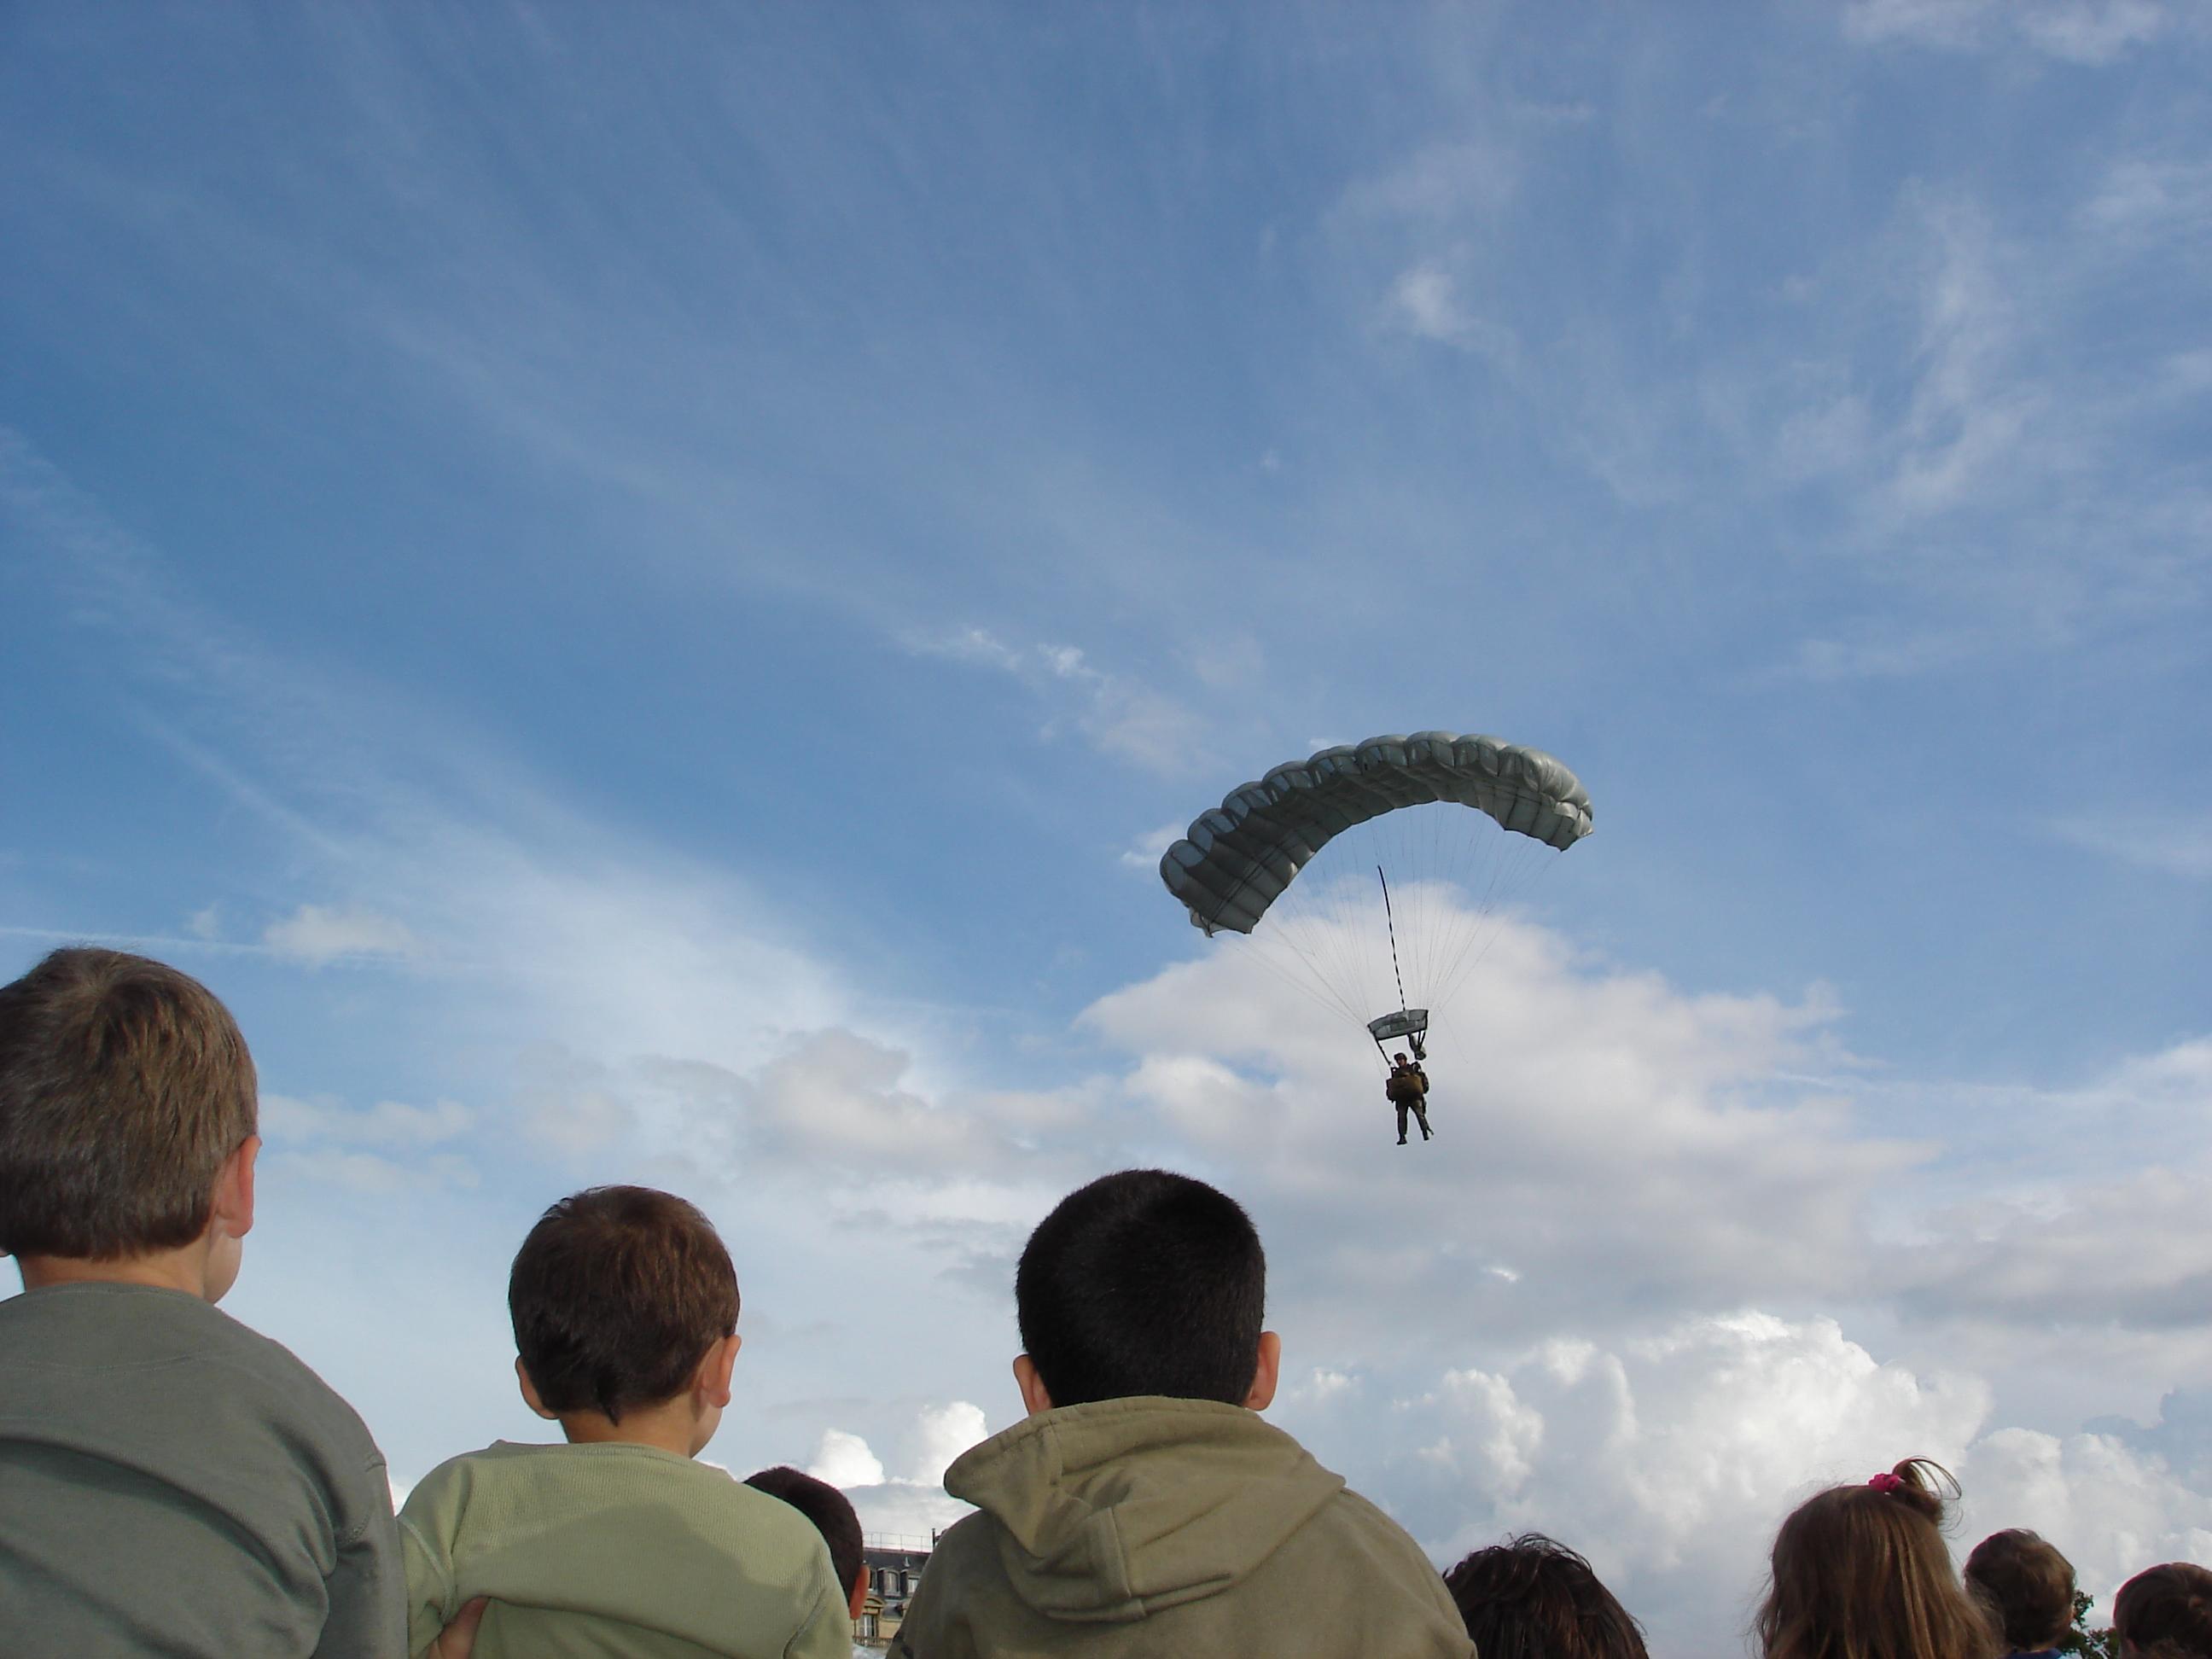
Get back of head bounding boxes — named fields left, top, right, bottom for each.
left=1016, top=1167, right=1265, bottom=1408
left=0, top=947, right=257, bottom=1260
left=2116, top=1563, right=2212, bottom=1659
left=509, top=1185, right=739, bottom=1423
left=745, top=1465, right=864, bottom=1596
left=1964, top=1529, right=2075, bottom=1653
left=1444, top=1534, right=1650, bottom=1659
left=1757, top=1459, right=1998, bottom=1659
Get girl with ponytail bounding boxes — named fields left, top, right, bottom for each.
left=1755, top=1458, right=2000, bottom=1659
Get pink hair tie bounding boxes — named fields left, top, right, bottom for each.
left=1868, top=1472, right=1906, bottom=1493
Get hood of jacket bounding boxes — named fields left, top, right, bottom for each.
left=942, top=1396, right=1347, bottom=1624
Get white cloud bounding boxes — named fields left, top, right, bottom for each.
left=904, top=1401, right=989, bottom=1487
left=1284, top=1367, right=1360, bottom=1406
left=809, top=1406, right=990, bottom=1546
left=847, top=1481, right=975, bottom=1548
left=1964, top=1425, right=2212, bottom=1615
left=1272, top=1310, right=2212, bottom=1646
left=262, top=903, right=419, bottom=964
left=1120, top=819, right=1186, bottom=870
left=1388, top=263, right=1470, bottom=343
left=1318, top=1311, right=2000, bottom=1650
left=806, top=1428, right=888, bottom=1489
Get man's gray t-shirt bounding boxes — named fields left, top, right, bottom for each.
left=0, top=1281, right=405, bottom=1657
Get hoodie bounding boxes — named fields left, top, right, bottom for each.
left=890, top=1397, right=1473, bottom=1658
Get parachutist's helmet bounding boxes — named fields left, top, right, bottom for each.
left=1394, top=1052, right=1409, bottom=1064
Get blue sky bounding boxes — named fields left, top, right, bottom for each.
left=5, top=3, right=2211, bottom=1652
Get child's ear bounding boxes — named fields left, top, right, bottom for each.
left=696, top=1332, right=741, bottom=1409
left=848, top=1567, right=870, bottom=1620
left=1242, top=1330, right=1282, bottom=1412
left=211, top=1136, right=259, bottom=1240
left=515, top=1358, right=559, bottom=1421
left=1012, top=1354, right=1054, bottom=1417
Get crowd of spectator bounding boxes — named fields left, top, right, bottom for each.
left=3, top=946, right=2206, bottom=1657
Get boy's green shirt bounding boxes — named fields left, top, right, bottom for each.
left=399, top=1439, right=851, bottom=1659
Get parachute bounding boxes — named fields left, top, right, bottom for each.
left=1158, top=731, right=1592, bottom=1059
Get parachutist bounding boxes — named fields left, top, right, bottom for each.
left=1386, top=1051, right=1432, bottom=1145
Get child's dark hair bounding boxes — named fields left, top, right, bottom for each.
left=509, top=1185, right=738, bottom=1423
left=745, top=1466, right=864, bottom=1598
left=1015, top=1168, right=1265, bottom=1408
left=0, top=947, right=258, bottom=1260
left=1444, top=1534, right=1650, bottom=1659
left=1964, top=1529, right=2075, bottom=1652
left=1756, top=1458, right=1997, bottom=1659
left=2115, top=1563, right=2212, bottom=1659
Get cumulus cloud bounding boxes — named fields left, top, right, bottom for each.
left=261, top=903, right=420, bottom=964
left=806, top=1428, right=888, bottom=1489
left=1273, top=1309, right=2129, bottom=1654
left=1963, top=1423, right=2212, bottom=1617
left=905, top=1401, right=990, bottom=1486
left=1088, top=913, right=1907, bottom=1348
left=808, top=1406, right=989, bottom=1545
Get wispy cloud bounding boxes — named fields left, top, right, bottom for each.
left=259, top=1093, right=477, bottom=1192
left=1886, top=197, right=2040, bottom=515
left=904, top=626, right=1208, bottom=774
left=1117, top=819, right=1185, bottom=870
left=1843, top=0, right=2174, bottom=63
left=262, top=903, right=421, bottom=964
left=2050, top=812, right=2212, bottom=879
left=1381, top=262, right=1520, bottom=367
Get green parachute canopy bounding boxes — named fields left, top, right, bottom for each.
left=1158, top=731, right=1593, bottom=937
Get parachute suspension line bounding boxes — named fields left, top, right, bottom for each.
left=1377, top=864, right=1411, bottom=1023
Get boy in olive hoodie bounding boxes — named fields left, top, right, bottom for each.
left=891, top=1168, right=1472, bottom=1659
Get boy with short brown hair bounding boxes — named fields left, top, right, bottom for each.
left=399, top=1185, right=850, bottom=1658
left=0, top=946, right=404, bottom=1656
left=1965, top=1529, right=2077, bottom=1659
